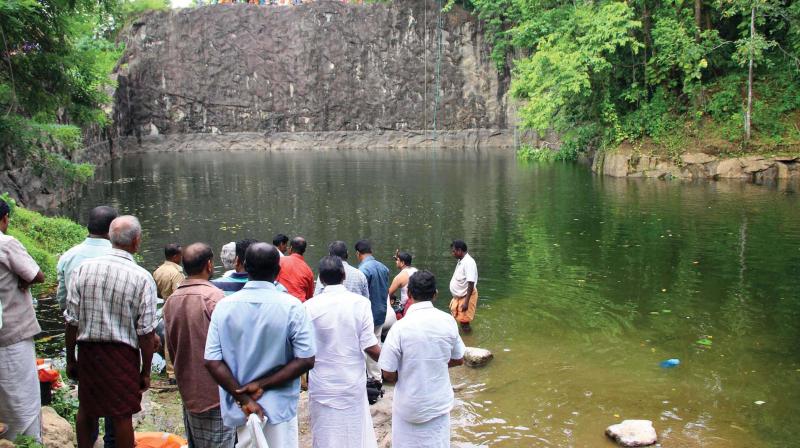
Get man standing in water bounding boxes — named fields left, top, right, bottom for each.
left=355, top=240, right=389, bottom=386
left=164, top=243, right=235, bottom=448
left=388, top=250, right=418, bottom=319
left=449, top=240, right=478, bottom=332
left=56, top=205, right=118, bottom=446
left=65, top=215, right=158, bottom=448
left=379, top=270, right=465, bottom=447
left=305, top=256, right=381, bottom=447
left=0, top=198, right=45, bottom=442
left=205, top=243, right=315, bottom=447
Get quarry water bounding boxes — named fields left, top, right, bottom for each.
left=55, top=149, right=800, bottom=447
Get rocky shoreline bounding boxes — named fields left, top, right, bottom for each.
left=593, top=149, right=800, bottom=184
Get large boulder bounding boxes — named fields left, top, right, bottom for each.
left=42, top=405, right=75, bottom=448
left=463, top=347, right=494, bottom=367
left=605, top=420, right=657, bottom=447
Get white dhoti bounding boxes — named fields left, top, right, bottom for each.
left=235, top=415, right=298, bottom=448
left=310, top=396, right=376, bottom=448
left=365, top=324, right=383, bottom=382
left=392, top=412, right=451, bottom=448
left=0, top=338, right=41, bottom=441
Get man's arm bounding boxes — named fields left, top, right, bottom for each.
left=18, top=270, right=44, bottom=291
left=205, top=359, right=265, bottom=418
left=461, top=281, right=475, bottom=312
left=387, top=272, right=404, bottom=302
left=138, top=332, right=156, bottom=392
left=448, top=358, right=464, bottom=368
left=382, top=370, right=398, bottom=383
left=364, top=344, right=381, bottom=362
left=65, top=324, right=79, bottom=380
left=236, top=356, right=315, bottom=400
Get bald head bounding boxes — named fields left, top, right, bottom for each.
left=290, top=236, right=307, bottom=255
left=182, top=243, right=214, bottom=278
left=244, top=242, right=281, bottom=281
left=109, top=215, right=141, bottom=253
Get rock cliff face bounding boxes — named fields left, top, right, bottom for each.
left=114, top=1, right=510, bottom=148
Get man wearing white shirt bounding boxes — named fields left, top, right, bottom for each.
left=448, top=239, right=478, bottom=332
left=379, top=270, right=465, bottom=448
left=305, top=256, right=381, bottom=448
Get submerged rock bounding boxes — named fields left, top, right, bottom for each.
left=464, top=347, right=494, bottom=367
left=605, top=419, right=657, bottom=447
left=42, top=405, right=75, bottom=448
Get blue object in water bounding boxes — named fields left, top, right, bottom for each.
left=660, top=358, right=681, bottom=368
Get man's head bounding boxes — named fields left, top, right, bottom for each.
left=394, top=250, right=412, bottom=269
left=87, top=206, right=118, bottom=238
left=318, top=256, right=345, bottom=286
left=355, top=239, right=372, bottom=262
left=407, top=270, right=437, bottom=303
left=109, top=215, right=142, bottom=254
left=0, top=199, right=10, bottom=234
left=450, top=240, right=468, bottom=260
left=272, top=233, right=289, bottom=254
left=164, top=243, right=182, bottom=264
left=234, top=239, right=259, bottom=272
left=289, top=237, right=307, bottom=256
left=182, top=243, right=214, bottom=280
left=244, top=242, right=281, bottom=282
left=220, top=242, right=236, bottom=271
left=328, top=240, right=348, bottom=260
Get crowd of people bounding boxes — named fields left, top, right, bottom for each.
left=0, top=199, right=481, bottom=448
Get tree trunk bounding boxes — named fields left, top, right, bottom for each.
left=745, top=6, right=754, bottom=141
left=695, top=0, right=702, bottom=40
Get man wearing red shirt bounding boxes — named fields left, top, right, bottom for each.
left=277, top=237, right=315, bottom=302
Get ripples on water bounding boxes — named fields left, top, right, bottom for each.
left=60, top=150, right=800, bottom=447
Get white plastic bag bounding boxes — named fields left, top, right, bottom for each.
left=245, top=413, right=270, bottom=448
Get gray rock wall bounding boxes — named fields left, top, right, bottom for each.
left=114, top=1, right=509, bottom=141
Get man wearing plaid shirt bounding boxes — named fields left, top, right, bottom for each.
left=313, top=241, right=369, bottom=298
left=64, top=215, right=158, bottom=448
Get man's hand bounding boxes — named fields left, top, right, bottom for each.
left=139, top=373, right=151, bottom=393
left=240, top=397, right=265, bottom=419
left=66, top=359, right=78, bottom=381
left=236, top=382, right=264, bottom=401
left=460, top=296, right=469, bottom=313
left=18, top=277, right=31, bottom=291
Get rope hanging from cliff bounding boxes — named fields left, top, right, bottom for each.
left=432, top=0, right=444, bottom=150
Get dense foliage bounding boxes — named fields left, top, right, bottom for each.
left=458, top=0, right=800, bottom=156
left=0, top=0, right=168, bottom=183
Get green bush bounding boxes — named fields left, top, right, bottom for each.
left=2, top=194, right=87, bottom=297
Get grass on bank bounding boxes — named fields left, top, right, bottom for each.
left=1, top=194, right=86, bottom=297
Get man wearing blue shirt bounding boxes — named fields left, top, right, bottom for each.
left=204, top=243, right=315, bottom=448
left=355, top=239, right=389, bottom=385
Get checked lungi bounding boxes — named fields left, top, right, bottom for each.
left=183, top=407, right=235, bottom=448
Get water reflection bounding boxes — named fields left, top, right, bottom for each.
left=61, top=150, right=800, bottom=447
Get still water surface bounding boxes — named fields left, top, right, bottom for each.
left=59, top=150, right=800, bottom=447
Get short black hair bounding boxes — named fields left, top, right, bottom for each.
left=408, top=270, right=436, bottom=302
left=164, top=243, right=182, bottom=259
left=87, top=206, right=118, bottom=235
left=182, top=243, right=213, bottom=276
left=272, top=233, right=289, bottom=246
left=395, top=251, right=412, bottom=265
left=318, top=256, right=345, bottom=285
left=450, top=240, right=468, bottom=252
left=0, top=199, right=9, bottom=221
left=328, top=241, right=348, bottom=260
left=244, top=243, right=281, bottom=280
left=290, top=237, right=307, bottom=255
left=355, top=239, right=372, bottom=254
left=236, top=238, right=259, bottom=262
